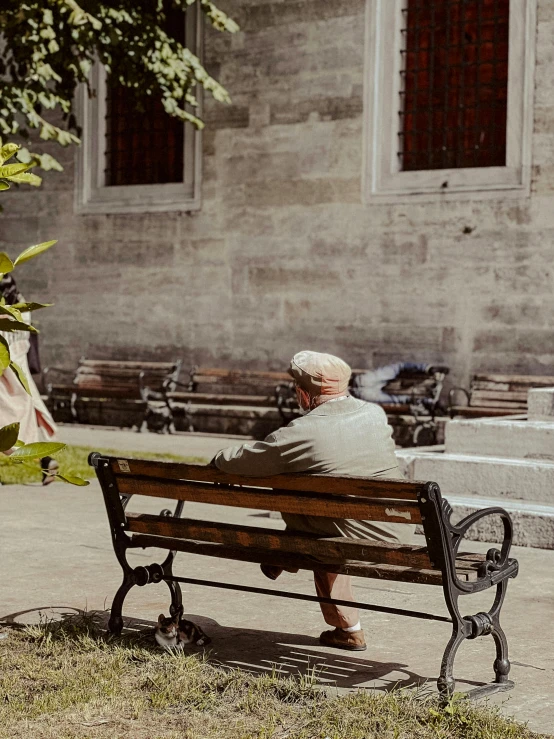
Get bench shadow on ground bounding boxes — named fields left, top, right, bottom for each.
left=113, top=611, right=435, bottom=692
left=0, top=607, right=483, bottom=693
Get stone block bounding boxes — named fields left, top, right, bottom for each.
left=396, top=450, right=554, bottom=504
left=241, top=0, right=363, bottom=31
left=0, top=216, right=39, bottom=251
left=446, top=496, right=554, bottom=549
left=528, top=387, right=554, bottom=420
left=445, top=417, right=554, bottom=460
left=203, top=103, right=249, bottom=129
left=248, top=265, right=342, bottom=293
left=243, top=178, right=361, bottom=207
left=75, top=240, right=175, bottom=268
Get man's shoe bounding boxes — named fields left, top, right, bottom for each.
left=319, top=628, right=367, bottom=651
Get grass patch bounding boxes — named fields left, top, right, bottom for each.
left=0, top=614, right=546, bottom=739
left=0, top=445, right=206, bottom=485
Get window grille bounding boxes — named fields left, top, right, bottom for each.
left=104, top=8, right=186, bottom=187
left=399, top=0, right=510, bottom=171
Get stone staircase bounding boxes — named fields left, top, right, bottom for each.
left=396, top=388, right=554, bottom=549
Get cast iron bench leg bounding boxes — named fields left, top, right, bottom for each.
left=108, top=572, right=135, bottom=636
left=161, top=500, right=185, bottom=616
left=438, top=579, right=513, bottom=700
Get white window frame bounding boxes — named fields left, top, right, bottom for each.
left=75, top=6, right=202, bottom=215
left=363, top=0, right=536, bottom=203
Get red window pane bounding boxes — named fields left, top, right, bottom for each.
left=104, top=7, right=186, bottom=186
left=399, top=0, right=509, bottom=171
left=105, top=88, right=185, bottom=186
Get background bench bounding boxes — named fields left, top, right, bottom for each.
left=449, top=373, right=554, bottom=418
left=46, top=359, right=181, bottom=431
left=167, top=366, right=292, bottom=437
left=91, top=453, right=518, bottom=699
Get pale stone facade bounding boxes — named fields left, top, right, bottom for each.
left=2, top=0, right=554, bottom=387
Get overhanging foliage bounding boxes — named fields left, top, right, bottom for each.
left=0, top=0, right=238, bottom=162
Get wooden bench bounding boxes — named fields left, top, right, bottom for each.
left=167, top=366, right=292, bottom=436
left=449, top=373, right=554, bottom=418
left=90, top=453, right=518, bottom=699
left=46, top=359, right=182, bottom=431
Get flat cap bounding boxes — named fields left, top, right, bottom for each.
left=288, top=350, right=351, bottom=397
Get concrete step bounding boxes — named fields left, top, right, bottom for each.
left=396, top=450, right=554, bottom=504
left=445, top=417, right=554, bottom=460
left=443, top=495, right=554, bottom=549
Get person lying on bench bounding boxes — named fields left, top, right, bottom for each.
left=213, top=350, right=416, bottom=652
left=351, top=361, right=449, bottom=405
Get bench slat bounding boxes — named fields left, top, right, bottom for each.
left=78, top=370, right=170, bottom=379
left=125, top=513, right=433, bottom=567
left=81, top=360, right=177, bottom=371
left=450, top=406, right=521, bottom=417
left=470, top=390, right=528, bottom=402
left=168, top=392, right=276, bottom=406
left=473, top=373, right=554, bottom=386
left=192, top=368, right=289, bottom=382
left=109, top=458, right=424, bottom=500
left=128, top=534, right=484, bottom=586
left=117, top=476, right=423, bottom=524
left=469, top=398, right=525, bottom=409
left=471, top=381, right=511, bottom=391
left=48, top=385, right=145, bottom=400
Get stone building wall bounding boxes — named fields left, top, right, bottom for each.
left=2, top=0, right=554, bottom=388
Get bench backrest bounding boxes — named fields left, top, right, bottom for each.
left=74, top=360, right=181, bottom=399
left=91, top=454, right=449, bottom=577
left=468, top=373, right=554, bottom=411
left=189, top=367, right=291, bottom=397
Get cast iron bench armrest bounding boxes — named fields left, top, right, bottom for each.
left=447, top=506, right=518, bottom=593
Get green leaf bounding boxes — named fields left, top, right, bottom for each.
left=56, top=473, right=90, bottom=486
left=11, top=442, right=66, bottom=460
left=0, top=320, right=38, bottom=334
left=12, top=302, right=53, bottom=312
left=0, top=422, right=19, bottom=453
left=0, top=304, right=23, bottom=321
left=0, top=162, right=31, bottom=179
left=9, top=360, right=31, bottom=394
left=0, top=253, right=14, bottom=274
left=18, top=150, right=63, bottom=172
left=0, top=181, right=10, bottom=191
left=14, top=240, right=57, bottom=266
left=0, top=335, right=11, bottom=374
left=7, top=172, right=42, bottom=187
left=0, top=143, right=19, bottom=165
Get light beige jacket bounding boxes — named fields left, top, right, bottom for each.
left=214, top=396, right=416, bottom=545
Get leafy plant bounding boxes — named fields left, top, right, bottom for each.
left=0, top=139, right=87, bottom=485
left=0, top=0, right=239, bottom=168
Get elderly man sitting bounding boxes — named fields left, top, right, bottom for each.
left=213, top=350, right=415, bottom=651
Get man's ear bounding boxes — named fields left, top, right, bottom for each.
left=296, top=386, right=310, bottom=411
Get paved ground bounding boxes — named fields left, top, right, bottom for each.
left=1, top=426, right=553, bottom=734
left=57, top=423, right=245, bottom=461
